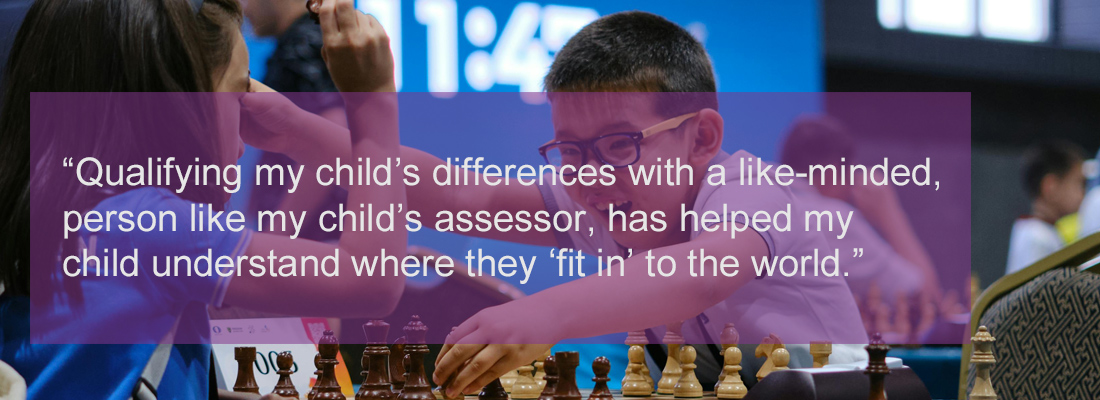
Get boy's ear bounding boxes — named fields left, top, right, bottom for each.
left=689, top=108, right=723, bottom=165
left=1039, top=173, right=1057, bottom=199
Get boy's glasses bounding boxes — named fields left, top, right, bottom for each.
left=538, top=112, right=698, bottom=174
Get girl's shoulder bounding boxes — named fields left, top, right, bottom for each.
left=92, top=187, right=191, bottom=214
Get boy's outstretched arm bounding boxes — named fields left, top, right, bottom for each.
left=225, top=0, right=407, bottom=318
left=432, top=229, right=767, bottom=397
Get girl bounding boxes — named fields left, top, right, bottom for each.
left=0, top=0, right=399, bottom=398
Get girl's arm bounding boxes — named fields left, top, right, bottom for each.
left=223, top=0, right=406, bottom=318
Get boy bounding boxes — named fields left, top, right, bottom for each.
left=425, top=11, right=867, bottom=393
left=1005, top=141, right=1087, bottom=274
left=249, top=10, right=868, bottom=392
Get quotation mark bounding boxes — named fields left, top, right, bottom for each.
left=853, top=248, right=864, bottom=257
left=62, top=157, right=74, bottom=167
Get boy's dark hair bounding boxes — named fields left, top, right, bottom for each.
left=1022, top=140, right=1086, bottom=199
left=544, top=11, right=717, bottom=115
left=780, top=115, right=855, bottom=174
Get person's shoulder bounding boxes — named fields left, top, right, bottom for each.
left=92, top=187, right=188, bottom=214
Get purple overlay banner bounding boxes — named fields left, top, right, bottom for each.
left=27, top=92, right=970, bottom=346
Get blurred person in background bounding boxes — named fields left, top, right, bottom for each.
left=243, top=0, right=346, bottom=243
left=1006, top=141, right=1087, bottom=274
left=1079, top=151, right=1099, bottom=238
left=779, top=115, right=942, bottom=305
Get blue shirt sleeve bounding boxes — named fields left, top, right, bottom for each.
left=95, top=188, right=251, bottom=307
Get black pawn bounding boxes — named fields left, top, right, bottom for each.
left=587, top=357, right=613, bottom=400
left=272, top=351, right=299, bottom=398
left=536, top=356, right=557, bottom=400
left=309, top=353, right=322, bottom=400
left=479, top=378, right=509, bottom=400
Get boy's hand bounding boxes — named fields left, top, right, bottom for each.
left=433, top=304, right=560, bottom=397
left=435, top=343, right=553, bottom=397
left=317, top=0, right=396, bottom=92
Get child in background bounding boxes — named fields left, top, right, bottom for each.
left=779, top=115, right=941, bottom=301
left=1005, top=141, right=1087, bottom=274
left=1080, top=154, right=1100, bottom=239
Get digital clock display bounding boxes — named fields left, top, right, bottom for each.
left=245, top=0, right=821, bottom=95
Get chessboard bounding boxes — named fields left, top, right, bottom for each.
left=221, top=316, right=990, bottom=400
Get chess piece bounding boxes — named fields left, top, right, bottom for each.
left=534, top=348, right=552, bottom=391
left=272, top=351, right=300, bottom=398
left=536, top=356, right=557, bottom=400
left=512, top=363, right=541, bottom=399
left=893, top=293, right=912, bottom=341
left=309, top=353, right=322, bottom=400
left=358, top=320, right=396, bottom=400
left=865, top=333, right=890, bottom=400
left=874, top=304, right=893, bottom=335
left=771, top=348, right=789, bottom=372
left=478, top=379, right=509, bottom=400
left=399, top=316, right=436, bottom=400
left=552, top=351, right=581, bottom=400
left=810, top=341, right=832, bottom=368
left=433, top=388, right=462, bottom=400
left=915, top=294, right=937, bottom=337
left=315, top=330, right=348, bottom=400
left=673, top=346, right=702, bottom=398
left=715, top=343, right=747, bottom=399
left=233, top=346, right=260, bottom=394
left=754, top=334, right=785, bottom=381
left=657, top=322, right=684, bottom=394
left=969, top=326, right=997, bottom=400
left=715, top=323, right=739, bottom=391
left=621, top=332, right=652, bottom=397
left=501, top=368, right=520, bottom=393
left=588, top=357, right=614, bottom=400
left=391, top=337, right=407, bottom=393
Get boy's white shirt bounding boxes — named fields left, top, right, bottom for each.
left=1005, top=217, right=1064, bottom=275
left=540, top=150, right=869, bottom=370
left=1080, top=187, right=1100, bottom=240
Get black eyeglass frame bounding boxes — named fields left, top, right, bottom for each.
left=537, top=112, right=699, bottom=174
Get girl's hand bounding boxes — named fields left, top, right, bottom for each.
left=239, top=79, right=301, bottom=154
left=317, top=0, right=396, bottom=92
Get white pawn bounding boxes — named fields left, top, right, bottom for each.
left=621, top=344, right=652, bottom=397
left=657, top=322, right=684, bottom=395
left=715, top=345, right=747, bottom=399
left=771, top=348, right=790, bottom=372
left=715, top=323, right=739, bottom=391
left=511, top=364, right=541, bottom=399
left=501, top=368, right=519, bottom=393
left=673, top=346, right=702, bottom=398
left=534, top=348, right=551, bottom=391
